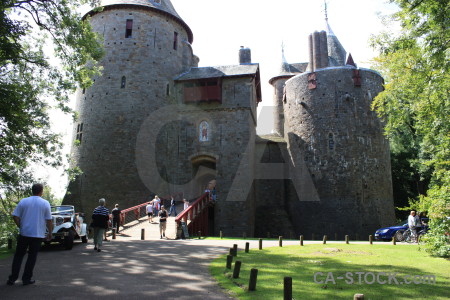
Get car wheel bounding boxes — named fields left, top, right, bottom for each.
left=64, top=230, right=75, bottom=250
left=394, top=230, right=405, bottom=242
left=81, top=235, right=88, bottom=243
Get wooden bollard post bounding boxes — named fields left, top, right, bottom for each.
left=311, top=233, right=315, bottom=240
left=345, top=235, right=349, bottom=244
left=300, top=235, right=304, bottom=246
left=141, top=228, right=145, bottom=240
left=226, top=255, right=233, bottom=269
left=220, top=231, right=223, bottom=239
left=229, top=248, right=234, bottom=256
left=323, top=235, right=327, bottom=244
left=392, top=237, right=396, bottom=245
left=245, top=242, right=249, bottom=253
left=112, top=229, right=116, bottom=240
left=233, top=261, right=242, bottom=278
left=369, top=235, right=373, bottom=245
left=279, top=236, right=283, bottom=247
left=248, top=268, right=258, bottom=291
left=258, top=238, right=262, bottom=250
left=284, top=277, right=292, bottom=300
left=233, top=244, right=238, bottom=257
left=354, top=294, right=364, bottom=300
left=8, top=238, right=12, bottom=249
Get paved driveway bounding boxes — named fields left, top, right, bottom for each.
left=0, top=239, right=238, bottom=299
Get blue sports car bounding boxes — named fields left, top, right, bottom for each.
left=374, top=219, right=429, bottom=242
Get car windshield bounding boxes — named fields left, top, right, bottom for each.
left=51, top=206, right=74, bottom=215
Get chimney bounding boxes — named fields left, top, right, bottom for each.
left=309, top=31, right=329, bottom=71
left=239, top=46, right=252, bottom=64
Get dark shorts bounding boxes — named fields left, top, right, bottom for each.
left=147, top=212, right=153, bottom=217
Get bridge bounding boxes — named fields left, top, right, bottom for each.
left=108, top=192, right=212, bottom=240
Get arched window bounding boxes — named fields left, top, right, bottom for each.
left=328, top=133, right=335, bottom=150
left=121, top=76, right=126, bottom=88
left=199, top=121, right=209, bottom=142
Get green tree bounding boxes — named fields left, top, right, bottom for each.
left=0, top=0, right=104, bottom=192
left=371, top=0, right=449, bottom=256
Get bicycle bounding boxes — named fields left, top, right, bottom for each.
left=402, top=228, right=417, bottom=243
left=403, top=226, right=428, bottom=243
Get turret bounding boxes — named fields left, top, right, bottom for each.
left=64, top=0, right=196, bottom=214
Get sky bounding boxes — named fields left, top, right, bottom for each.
left=44, top=0, right=400, bottom=198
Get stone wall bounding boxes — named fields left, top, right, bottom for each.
left=282, top=67, right=395, bottom=237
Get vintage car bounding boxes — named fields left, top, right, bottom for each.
left=47, top=205, right=88, bottom=250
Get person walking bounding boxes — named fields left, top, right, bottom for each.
left=92, top=198, right=109, bottom=252
left=146, top=201, right=154, bottom=223
left=7, top=183, right=53, bottom=286
left=168, top=196, right=177, bottom=217
left=153, top=195, right=161, bottom=217
left=158, top=205, right=168, bottom=239
left=111, top=204, right=121, bottom=234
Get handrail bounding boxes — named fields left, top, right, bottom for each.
left=175, top=193, right=211, bottom=237
left=117, top=192, right=184, bottom=228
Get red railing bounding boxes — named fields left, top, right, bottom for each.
left=117, top=192, right=184, bottom=229
left=175, top=193, right=211, bottom=237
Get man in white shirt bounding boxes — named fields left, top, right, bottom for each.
left=7, top=183, right=53, bottom=286
left=407, top=210, right=419, bottom=243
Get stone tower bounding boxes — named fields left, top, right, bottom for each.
left=280, top=24, right=395, bottom=237
left=64, top=0, right=197, bottom=214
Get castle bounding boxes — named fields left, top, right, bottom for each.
left=64, top=0, right=396, bottom=238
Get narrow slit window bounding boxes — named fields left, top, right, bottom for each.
left=328, top=133, right=335, bottom=150
left=121, top=76, right=126, bottom=88
left=173, top=32, right=178, bottom=50
left=125, top=19, right=133, bottom=38
left=76, top=123, right=84, bottom=144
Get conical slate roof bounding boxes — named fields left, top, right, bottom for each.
left=325, top=20, right=346, bottom=67
left=86, top=0, right=193, bottom=43
left=100, top=0, right=182, bottom=19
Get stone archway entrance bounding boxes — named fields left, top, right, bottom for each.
left=191, top=155, right=217, bottom=196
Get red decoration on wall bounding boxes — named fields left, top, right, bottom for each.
left=308, top=73, right=317, bottom=90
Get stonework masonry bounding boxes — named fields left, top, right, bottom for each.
left=64, top=0, right=395, bottom=238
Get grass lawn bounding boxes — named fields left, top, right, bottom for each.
left=0, top=246, right=14, bottom=260
left=210, top=243, right=450, bottom=300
